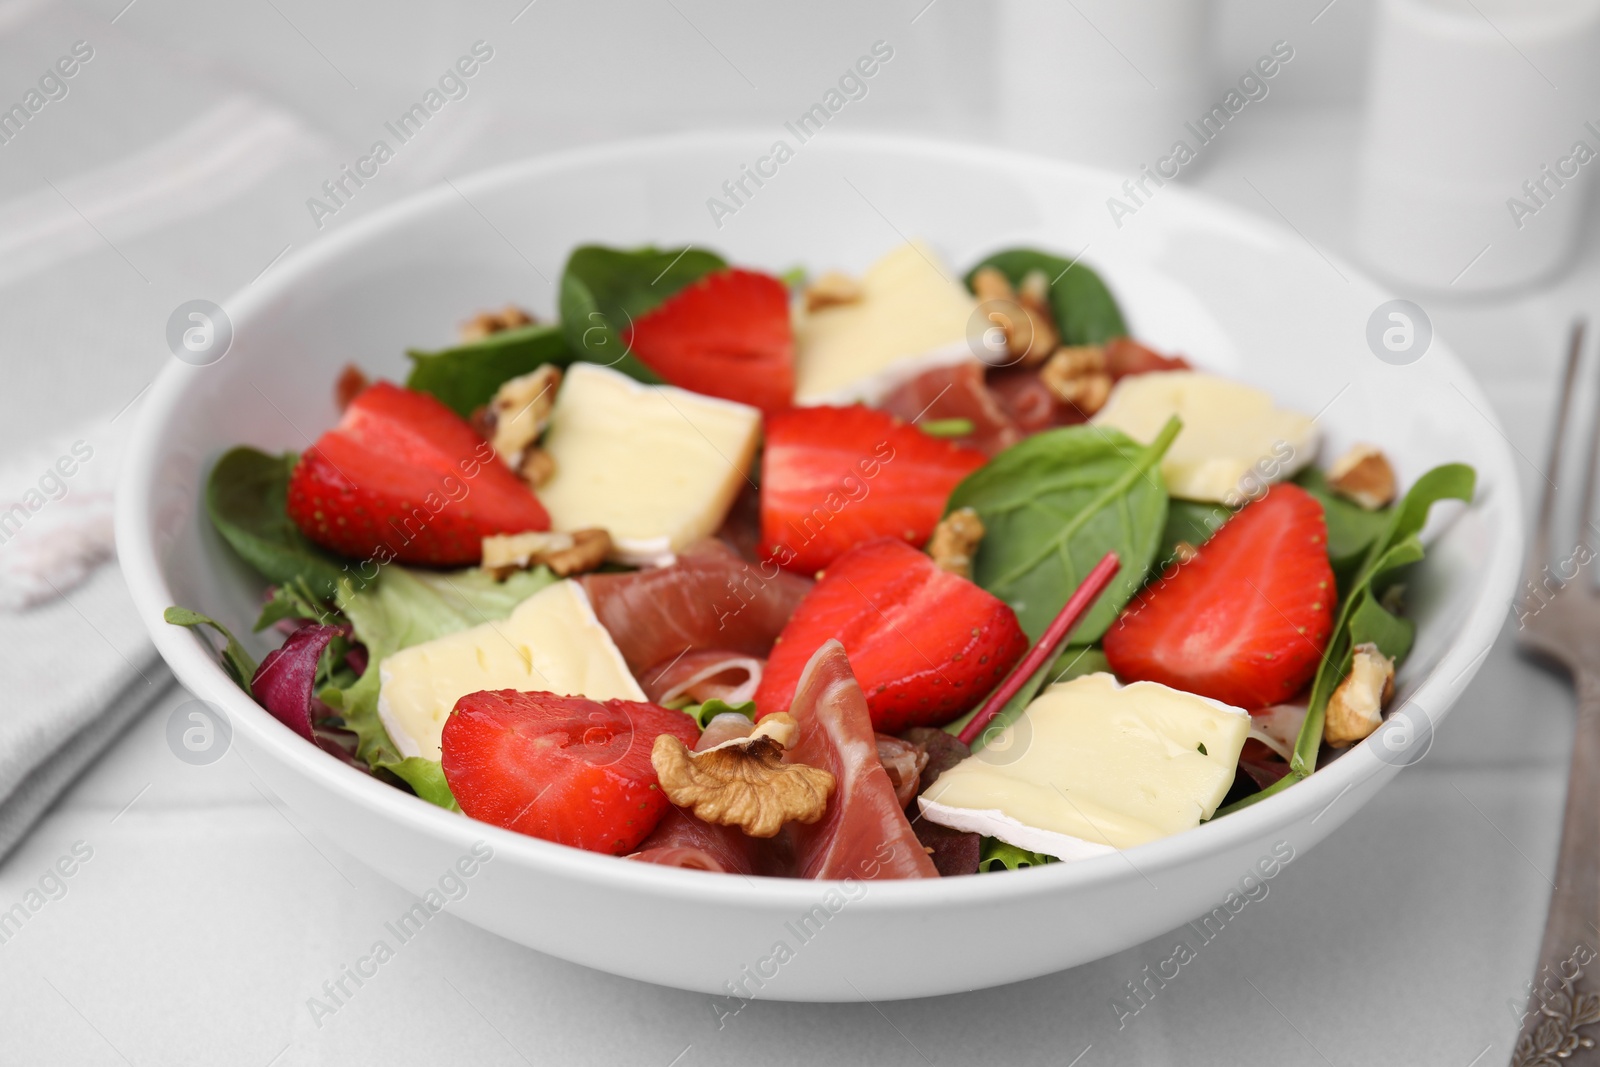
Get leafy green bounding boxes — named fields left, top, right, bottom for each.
left=946, top=418, right=1180, bottom=642
left=387, top=758, right=460, bottom=812
left=1294, top=467, right=1393, bottom=589
left=965, top=248, right=1127, bottom=345
left=164, top=606, right=259, bottom=689
left=405, top=322, right=577, bottom=418
left=206, top=447, right=350, bottom=599
left=1047, top=645, right=1111, bottom=684
left=1222, top=463, right=1475, bottom=814
left=320, top=565, right=558, bottom=781
left=1159, top=498, right=1232, bottom=564
left=920, top=418, right=975, bottom=439
left=978, top=838, right=1057, bottom=872
left=558, top=244, right=724, bottom=371
left=254, top=577, right=336, bottom=633
left=682, top=698, right=756, bottom=730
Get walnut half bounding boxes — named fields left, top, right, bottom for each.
left=482, top=528, right=611, bottom=578
left=1327, top=444, right=1397, bottom=510
left=1040, top=345, right=1113, bottom=416
left=488, top=365, right=563, bottom=469
left=1324, top=643, right=1396, bottom=747
left=460, top=305, right=535, bottom=343
left=651, top=713, right=836, bottom=838
left=971, top=267, right=1059, bottom=366
left=927, top=507, right=984, bottom=579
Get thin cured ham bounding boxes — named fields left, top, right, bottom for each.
left=629, top=806, right=767, bottom=876
left=878, top=361, right=1020, bottom=456
left=782, top=641, right=938, bottom=880
left=641, top=649, right=763, bottom=707
left=580, top=540, right=811, bottom=675
left=1104, top=337, right=1189, bottom=379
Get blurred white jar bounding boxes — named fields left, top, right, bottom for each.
left=996, top=0, right=1215, bottom=171
left=1354, top=0, right=1600, bottom=293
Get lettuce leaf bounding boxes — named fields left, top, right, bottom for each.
left=681, top=698, right=756, bottom=730
left=977, top=837, right=1057, bottom=872
left=164, top=606, right=258, bottom=689
left=320, top=565, right=558, bottom=805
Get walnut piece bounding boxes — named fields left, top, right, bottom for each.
left=1327, top=444, right=1398, bottom=510
left=460, top=305, right=535, bottom=343
left=804, top=270, right=863, bottom=312
left=488, top=365, right=563, bottom=467
left=927, top=507, right=985, bottom=579
left=518, top=447, right=556, bottom=488
left=651, top=713, right=835, bottom=837
left=1040, top=345, right=1114, bottom=415
left=1324, top=642, right=1396, bottom=747
left=482, top=528, right=611, bottom=578
left=971, top=267, right=1058, bottom=366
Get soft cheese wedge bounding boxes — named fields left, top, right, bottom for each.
left=795, top=240, right=978, bottom=404
left=536, top=362, right=761, bottom=566
left=377, top=579, right=644, bottom=761
left=1091, top=370, right=1316, bottom=502
left=919, top=673, right=1250, bottom=860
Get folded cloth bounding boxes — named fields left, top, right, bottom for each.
left=0, top=562, right=169, bottom=860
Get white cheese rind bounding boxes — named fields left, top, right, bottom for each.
left=1090, top=370, right=1317, bottom=503
left=794, top=241, right=978, bottom=403
left=535, top=363, right=761, bottom=562
left=920, top=673, right=1250, bottom=859
left=376, top=580, right=644, bottom=762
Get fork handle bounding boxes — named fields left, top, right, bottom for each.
left=1513, top=670, right=1600, bottom=1065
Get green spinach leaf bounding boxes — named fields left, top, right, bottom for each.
left=558, top=244, right=724, bottom=371
left=946, top=418, right=1180, bottom=642
left=1294, top=467, right=1392, bottom=585
left=965, top=248, right=1127, bottom=345
left=405, top=322, right=577, bottom=418
left=206, top=447, right=349, bottom=600
left=1160, top=498, right=1232, bottom=564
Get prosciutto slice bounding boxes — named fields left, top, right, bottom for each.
left=782, top=641, right=938, bottom=880
left=878, top=361, right=1020, bottom=456
left=641, top=649, right=763, bottom=707
left=580, top=540, right=811, bottom=675
left=628, top=806, right=767, bottom=876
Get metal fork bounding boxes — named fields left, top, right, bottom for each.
left=1511, top=321, right=1600, bottom=1066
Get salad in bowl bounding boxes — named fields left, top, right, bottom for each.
left=165, top=236, right=1474, bottom=884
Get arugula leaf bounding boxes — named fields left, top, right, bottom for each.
left=405, top=322, right=576, bottom=418
left=946, top=418, right=1180, bottom=641
left=164, top=606, right=259, bottom=689
left=1222, top=464, right=1475, bottom=814
left=977, top=837, right=1057, bottom=872
left=320, top=565, right=558, bottom=776
left=682, top=698, right=756, bottom=730
left=558, top=245, right=724, bottom=372
left=965, top=248, right=1128, bottom=345
left=206, top=447, right=350, bottom=600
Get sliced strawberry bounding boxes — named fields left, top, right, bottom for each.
left=754, top=538, right=1028, bottom=733
left=441, top=690, right=699, bottom=855
left=759, top=405, right=987, bottom=576
left=286, top=382, right=548, bottom=566
left=621, top=268, right=794, bottom=414
left=1103, top=484, right=1335, bottom=708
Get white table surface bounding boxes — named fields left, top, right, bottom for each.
left=4, top=36, right=1598, bottom=1067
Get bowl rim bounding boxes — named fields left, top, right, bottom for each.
left=114, top=128, right=1524, bottom=909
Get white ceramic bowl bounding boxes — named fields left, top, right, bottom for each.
left=116, top=133, right=1521, bottom=1001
